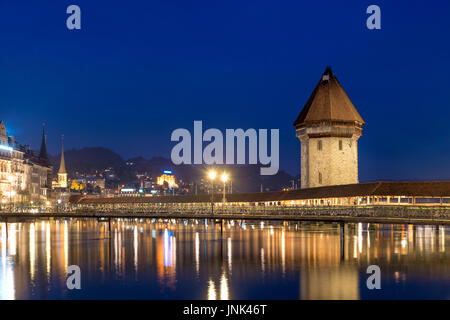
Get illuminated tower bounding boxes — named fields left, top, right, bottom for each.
left=57, top=135, right=68, bottom=188
left=294, top=67, right=365, bottom=189
left=0, top=120, right=7, bottom=146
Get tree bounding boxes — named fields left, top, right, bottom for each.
left=94, top=186, right=102, bottom=194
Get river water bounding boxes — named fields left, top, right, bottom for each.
left=0, top=218, right=449, bottom=299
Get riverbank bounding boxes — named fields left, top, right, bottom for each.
left=1, top=205, right=450, bottom=225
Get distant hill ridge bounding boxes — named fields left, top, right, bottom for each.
left=50, top=147, right=124, bottom=174
left=49, top=147, right=296, bottom=192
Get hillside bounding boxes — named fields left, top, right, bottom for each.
left=49, top=147, right=295, bottom=192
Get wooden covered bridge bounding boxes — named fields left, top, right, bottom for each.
left=69, top=181, right=450, bottom=217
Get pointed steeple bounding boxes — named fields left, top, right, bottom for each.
left=39, top=122, right=49, bottom=161
left=0, top=120, right=6, bottom=137
left=0, top=120, right=9, bottom=145
left=58, top=135, right=67, bottom=174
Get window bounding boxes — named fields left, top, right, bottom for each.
left=318, top=140, right=322, bottom=151
left=339, top=140, right=343, bottom=150
left=319, top=172, right=322, bottom=184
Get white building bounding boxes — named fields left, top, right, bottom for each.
left=0, top=120, right=52, bottom=209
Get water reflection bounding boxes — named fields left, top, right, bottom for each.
left=29, top=223, right=35, bottom=281
left=0, top=223, right=15, bottom=300
left=0, top=218, right=448, bottom=299
left=207, top=279, right=216, bottom=300
left=220, top=273, right=229, bottom=300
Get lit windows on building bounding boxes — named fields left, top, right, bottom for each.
left=157, top=170, right=177, bottom=188
left=0, top=120, right=52, bottom=206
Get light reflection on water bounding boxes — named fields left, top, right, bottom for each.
left=0, top=218, right=449, bottom=299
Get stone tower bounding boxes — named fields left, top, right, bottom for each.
left=294, top=67, right=365, bottom=189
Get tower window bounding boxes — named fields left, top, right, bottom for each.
left=319, top=172, right=322, bottom=184
left=318, top=140, right=322, bottom=151
left=339, top=140, right=343, bottom=150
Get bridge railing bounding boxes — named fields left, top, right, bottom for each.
left=67, top=203, right=450, bottom=220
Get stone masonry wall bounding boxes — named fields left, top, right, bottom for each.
left=301, top=136, right=359, bottom=188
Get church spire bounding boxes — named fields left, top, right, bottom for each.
left=58, top=134, right=67, bottom=174
left=39, top=122, right=49, bottom=162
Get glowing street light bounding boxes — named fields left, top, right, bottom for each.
left=221, top=173, right=228, bottom=183
left=221, top=173, right=228, bottom=203
left=208, top=170, right=217, bottom=181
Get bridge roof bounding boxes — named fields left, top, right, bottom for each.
left=71, top=181, right=450, bottom=205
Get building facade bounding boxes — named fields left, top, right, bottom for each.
left=0, top=120, right=52, bottom=208
left=157, top=170, right=177, bottom=188
left=294, top=67, right=365, bottom=189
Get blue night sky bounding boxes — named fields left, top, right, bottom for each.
left=0, top=0, right=449, bottom=180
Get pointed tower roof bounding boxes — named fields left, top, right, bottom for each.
left=0, top=120, right=8, bottom=145
left=39, top=123, right=49, bottom=162
left=0, top=120, right=7, bottom=137
left=58, top=135, right=67, bottom=174
left=293, top=67, right=364, bottom=127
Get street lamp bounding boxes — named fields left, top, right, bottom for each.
left=208, top=170, right=216, bottom=215
left=57, top=198, right=62, bottom=213
left=208, top=170, right=217, bottom=181
left=221, top=173, right=228, bottom=203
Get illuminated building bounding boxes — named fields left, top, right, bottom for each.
left=52, top=136, right=68, bottom=189
left=120, top=187, right=137, bottom=195
left=0, top=120, right=52, bottom=207
left=157, top=170, right=177, bottom=188
left=70, top=175, right=105, bottom=193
